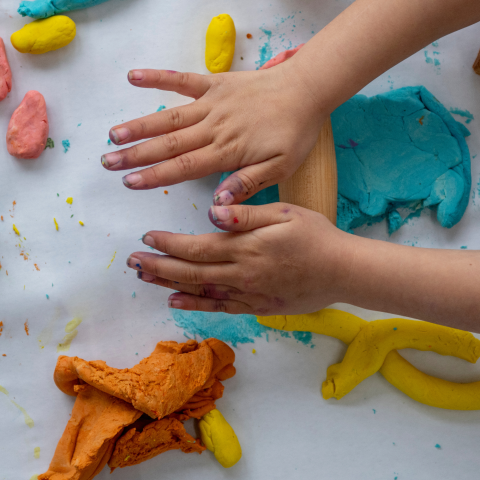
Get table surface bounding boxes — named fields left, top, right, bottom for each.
left=1, top=0, right=480, bottom=479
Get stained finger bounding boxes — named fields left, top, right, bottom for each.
left=103, top=125, right=211, bottom=172
left=142, top=231, right=234, bottom=262
left=107, top=103, right=209, bottom=146
left=167, top=292, right=254, bottom=315
left=121, top=144, right=224, bottom=189
left=127, top=69, right=211, bottom=99
left=213, top=157, right=292, bottom=206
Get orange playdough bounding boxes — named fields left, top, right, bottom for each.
left=41, top=339, right=236, bottom=479
left=39, top=384, right=142, bottom=480
left=0, top=38, right=12, bottom=101
left=6, top=90, right=49, bottom=159
left=54, top=338, right=235, bottom=419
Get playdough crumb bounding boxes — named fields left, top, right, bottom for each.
left=24, top=320, right=29, bottom=335
left=252, top=349, right=256, bottom=354
left=13, top=224, right=20, bottom=235
left=46, top=294, right=49, bottom=299
left=157, top=105, right=166, bottom=112
left=78, top=221, right=84, bottom=226
left=132, top=292, right=136, bottom=298
left=193, top=203, right=197, bottom=210
left=164, top=190, right=168, bottom=194
left=107, top=138, right=111, bottom=145
left=53, top=218, right=58, bottom=231
left=62, top=139, right=70, bottom=152
left=435, top=444, right=441, bottom=449
left=66, top=197, right=73, bottom=204
left=246, top=33, right=252, bottom=39
left=34, top=446, right=40, bottom=458
left=44, top=137, right=54, bottom=149
left=461, top=246, right=467, bottom=249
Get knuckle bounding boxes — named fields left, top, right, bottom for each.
left=137, top=119, right=149, bottom=137
left=236, top=171, right=256, bottom=195
left=213, top=300, right=228, bottom=313
left=187, top=242, right=207, bottom=262
left=177, top=72, right=190, bottom=89
left=166, top=108, right=184, bottom=131
left=163, top=133, right=181, bottom=155
left=174, top=153, right=197, bottom=178
left=128, top=145, right=141, bottom=164
left=183, top=267, right=201, bottom=285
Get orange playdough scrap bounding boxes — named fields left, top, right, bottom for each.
left=54, top=339, right=235, bottom=420
left=6, top=90, right=49, bottom=159
left=0, top=38, right=12, bottom=101
left=108, top=415, right=205, bottom=471
left=39, top=384, right=142, bottom=480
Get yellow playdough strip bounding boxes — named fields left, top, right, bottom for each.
left=257, top=310, right=480, bottom=410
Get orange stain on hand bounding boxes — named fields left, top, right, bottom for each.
left=24, top=320, right=29, bottom=335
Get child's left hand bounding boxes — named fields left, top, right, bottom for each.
left=127, top=203, right=352, bottom=315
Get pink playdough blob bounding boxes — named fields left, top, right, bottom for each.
left=0, top=38, right=12, bottom=101
left=259, top=44, right=304, bottom=70
left=7, top=90, right=49, bottom=159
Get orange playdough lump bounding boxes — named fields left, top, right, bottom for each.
left=39, top=384, right=142, bottom=480
left=0, top=38, right=12, bottom=101
left=41, top=339, right=236, bottom=479
left=6, top=90, right=49, bottom=159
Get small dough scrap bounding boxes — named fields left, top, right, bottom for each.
left=18, top=0, right=111, bottom=19
left=259, top=44, right=304, bottom=70
left=199, top=409, right=242, bottom=468
left=205, top=14, right=236, bottom=74
left=11, top=15, right=76, bottom=54
left=0, top=38, right=12, bottom=101
left=7, top=90, right=49, bottom=159
left=54, top=338, right=235, bottom=419
left=39, top=384, right=141, bottom=480
left=108, top=416, right=205, bottom=471
left=322, top=318, right=480, bottom=400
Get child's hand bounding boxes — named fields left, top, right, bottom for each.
left=101, top=67, right=326, bottom=205
left=127, top=203, right=353, bottom=315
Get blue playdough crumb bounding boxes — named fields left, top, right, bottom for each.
left=461, top=246, right=468, bottom=249
left=435, top=444, right=441, bottom=449
left=77, top=123, right=81, bottom=127
left=449, top=108, right=474, bottom=120
left=107, top=139, right=111, bottom=145
left=256, top=28, right=273, bottom=69
left=156, top=105, right=166, bottom=112
left=62, top=140, right=70, bottom=153
left=46, top=294, right=49, bottom=299
left=372, top=409, right=376, bottom=414
left=132, top=292, right=136, bottom=298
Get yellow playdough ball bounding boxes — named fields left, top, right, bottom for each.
left=11, top=16, right=76, bottom=54
left=205, top=14, right=236, bottom=73
left=199, top=409, right=242, bottom=468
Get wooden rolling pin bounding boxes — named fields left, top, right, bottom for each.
left=278, top=118, right=338, bottom=224
left=259, top=47, right=338, bottom=223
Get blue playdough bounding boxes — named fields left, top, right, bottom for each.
left=18, top=0, right=111, bottom=18
left=221, top=86, right=471, bottom=235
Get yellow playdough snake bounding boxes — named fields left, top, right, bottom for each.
left=205, top=14, right=236, bottom=73
left=199, top=409, right=242, bottom=468
left=257, top=310, right=480, bottom=410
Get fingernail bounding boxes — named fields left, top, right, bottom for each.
left=123, top=173, right=143, bottom=187
left=142, top=235, right=155, bottom=248
left=128, top=70, right=144, bottom=81
left=168, top=298, right=183, bottom=309
left=138, top=271, right=156, bottom=282
left=110, top=127, right=130, bottom=144
left=210, top=206, right=230, bottom=223
left=127, top=256, right=142, bottom=269
left=214, top=190, right=234, bottom=206
left=101, top=152, right=121, bottom=168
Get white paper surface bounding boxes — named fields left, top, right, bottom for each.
left=1, top=0, right=480, bottom=478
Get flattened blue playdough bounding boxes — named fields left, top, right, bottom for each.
left=18, top=0, right=111, bottom=18
left=220, top=86, right=471, bottom=234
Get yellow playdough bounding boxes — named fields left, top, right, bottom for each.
left=205, top=14, right=236, bottom=73
left=257, top=310, right=480, bottom=410
left=11, top=16, right=76, bottom=54
left=199, top=409, right=242, bottom=468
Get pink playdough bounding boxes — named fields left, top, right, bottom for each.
left=260, top=44, right=304, bottom=70
left=6, top=90, right=49, bottom=159
left=0, top=38, right=12, bottom=101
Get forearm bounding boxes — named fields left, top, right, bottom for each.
left=341, top=236, right=480, bottom=332
left=287, top=0, right=480, bottom=113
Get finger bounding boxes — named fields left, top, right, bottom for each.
left=107, top=103, right=209, bottom=146
left=168, top=292, right=254, bottom=315
left=126, top=252, right=235, bottom=286
left=121, top=143, right=223, bottom=189
left=142, top=231, right=234, bottom=262
left=213, top=157, right=292, bottom=206
left=127, top=69, right=211, bottom=99
left=137, top=272, right=244, bottom=299
left=103, top=125, right=211, bottom=172
left=208, top=203, right=294, bottom=232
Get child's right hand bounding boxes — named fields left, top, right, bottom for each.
left=101, top=66, right=328, bottom=205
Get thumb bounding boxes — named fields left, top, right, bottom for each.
left=208, top=203, right=294, bottom=232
